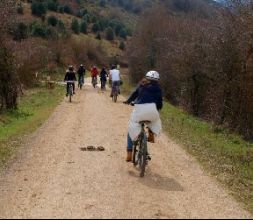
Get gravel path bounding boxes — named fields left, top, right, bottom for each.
left=0, top=80, right=251, bottom=219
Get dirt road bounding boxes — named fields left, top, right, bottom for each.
left=0, top=80, right=251, bottom=219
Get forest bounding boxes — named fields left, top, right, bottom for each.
left=128, top=0, right=253, bottom=140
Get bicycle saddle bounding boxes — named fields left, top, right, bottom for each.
left=139, top=121, right=151, bottom=124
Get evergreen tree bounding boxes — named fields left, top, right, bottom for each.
left=31, top=1, right=47, bottom=17
left=71, top=18, right=80, bottom=34
left=106, top=27, right=114, bottom=41
left=47, top=16, right=58, bottom=27
left=80, top=21, right=87, bottom=34
left=92, top=23, right=100, bottom=33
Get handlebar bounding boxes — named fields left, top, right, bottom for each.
left=123, top=101, right=135, bottom=106
left=65, top=80, right=76, bottom=83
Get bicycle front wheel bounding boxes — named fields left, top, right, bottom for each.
left=132, top=144, right=139, bottom=166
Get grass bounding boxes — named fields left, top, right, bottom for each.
left=0, top=85, right=64, bottom=168
left=161, top=102, right=253, bottom=214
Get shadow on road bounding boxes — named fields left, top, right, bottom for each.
left=128, top=170, right=184, bottom=192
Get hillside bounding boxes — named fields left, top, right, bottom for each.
left=0, top=0, right=221, bottom=91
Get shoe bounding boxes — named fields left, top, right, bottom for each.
left=126, top=150, right=132, bottom=162
left=66, top=93, right=68, bottom=97
left=147, top=129, right=155, bottom=143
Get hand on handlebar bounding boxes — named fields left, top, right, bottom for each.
left=123, top=101, right=135, bottom=106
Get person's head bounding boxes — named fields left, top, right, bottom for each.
left=68, top=65, right=74, bottom=71
left=111, top=64, right=116, bottom=70
left=145, top=70, right=160, bottom=82
left=80, top=64, right=83, bottom=67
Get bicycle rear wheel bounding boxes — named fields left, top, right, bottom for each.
left=113, top=92, right=117, bottom=102
left=139, top=136, right=148, bottom=177
left=68, top=85, right=73, bottom=102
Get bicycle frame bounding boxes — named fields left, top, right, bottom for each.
left=112, top=82, right=119, bottom=102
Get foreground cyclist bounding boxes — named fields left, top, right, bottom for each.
left=123, top=71, right=163, bottom=162
left=64, top=65, right=77, bottom=96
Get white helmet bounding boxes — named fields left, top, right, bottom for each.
left=145, top=70, right=160, bottom=81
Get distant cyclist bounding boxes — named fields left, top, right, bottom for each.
left=91, top=66, right=99, bottom=86
left=123, top=71, right=163, bottom=162
left=109, top=64, right=121, bottom=97
left=100, top=67, right=108, bottom=91
left=64, top=65, right=77, bottom=96
left=77, top=64, right=86, bottom=88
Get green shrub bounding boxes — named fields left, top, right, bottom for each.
left=30, top=22, right=48, bottom=38
left=58, top=5, right=64, bottom=13
left=47, top=0, right=58, bottom=11
left=119, top=41, right=125, bottom=50
left=106, top=27, right=114, bottom=41
left=96, top=32, right=101, bottom=40
left=31, top=1, right=47, bottom=17
left=58, top=20, right=65, bottom=30
left=47, top=16, right=58, bottom=27
left=13, top=22, right=28, bottom=41
left=92, top=23, right=100, bottom=33
left=17, top=2, right=24, bottom=14
left=119, top=28, right=127, bottom=39
left=63, top=5, right=72, bottom=14
left=115, top=23, right=123, bottom=36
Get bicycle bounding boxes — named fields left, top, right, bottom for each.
left=78, top=76, right=84, bottom=90
left=92, top=77, right=97, bottom=88
left=112, top=82, right=120, bottom=103
left=132, top=121, right=151, bottom=177
left=66, top=81, right=75, bottom=102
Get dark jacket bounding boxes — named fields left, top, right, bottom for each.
left=78, top=66, right=85, bottom=77
left=126, top=81, right=163, bottom=110
left=100, top=69, right=108, bottom=81
left=64, top=71, right=77, bottom=81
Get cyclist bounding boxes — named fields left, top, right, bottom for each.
left=123, top=71, right=163, bottom=162
left=91, top=66, right=99, bottom=86
left=109, top=64, right=121, bottom=97
left=64, top=65, right=77, bottom=96
left=100, top=67, right=108, bottom=91
left=77, top=64, right=85, bottom=88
